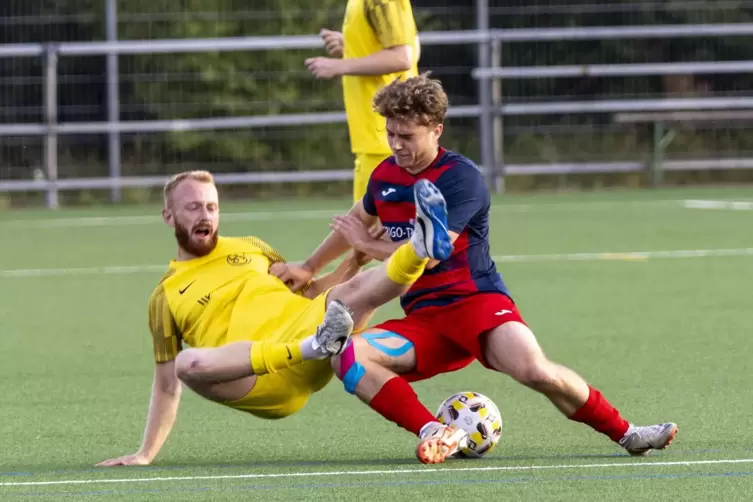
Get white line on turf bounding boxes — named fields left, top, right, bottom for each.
left=1, top=458, right=752, bottom=488
left=3, top=247, right=753, bottom=278
left=0, top=199, right=690, bottom=229
left=0, top=209, right=345, bottom=229
left=684, top=200, right=753, bottom=211
left=493, top=247, right=753, bottom=263
left=0, top=265, right=167, bottom=278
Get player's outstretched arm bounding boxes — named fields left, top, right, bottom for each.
left=330, top=215, right=403, bottom=262
left=307, top=201, right=379, bottom=272
left=95, top=361, right=181, bottom=467
left=302, top=254, right=363, bottom=300
left=274, top=201, right=378, bottom=292
left=302, top=226, right=387, bottom=299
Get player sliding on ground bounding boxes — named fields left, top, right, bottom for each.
left=96, top=170, right=453, bottom=467
left=284, top=73, right=678, bottom=464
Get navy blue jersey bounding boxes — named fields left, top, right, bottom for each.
left=363, top=147, right=510, bottom=313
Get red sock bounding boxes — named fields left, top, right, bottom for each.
left=569, top=386, right=630, bottom=442
left=369, top=377, right=437, bottom=436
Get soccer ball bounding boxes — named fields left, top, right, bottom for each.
left=435, top=391, right=503, bottom=458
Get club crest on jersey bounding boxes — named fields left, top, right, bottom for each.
left=226, top=253, right=253, bottom=266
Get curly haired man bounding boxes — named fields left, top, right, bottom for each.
left=279, top=73, right=678, bottom=464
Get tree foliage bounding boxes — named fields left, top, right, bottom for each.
left=2, top=0, right=753, bottom=202
left=113, top=0, right=351, bottom=176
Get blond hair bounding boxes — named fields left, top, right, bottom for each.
left=373, top=72, right=449, bottom=127
left=163, top=170, right=215, bottom=206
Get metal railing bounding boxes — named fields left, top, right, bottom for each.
left=473, top=61, right=753, bottom=79
left=3, top=18, right=753, bottom=207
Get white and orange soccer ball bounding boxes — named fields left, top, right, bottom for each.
left=435, top=391, right=503, bottom=458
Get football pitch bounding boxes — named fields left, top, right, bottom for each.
left=2, top=185, right=753, bottom=501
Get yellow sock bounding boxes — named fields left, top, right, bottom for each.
left=386, top=241, right=429, bottom=285
left=249, top=341, right=304, bottom=376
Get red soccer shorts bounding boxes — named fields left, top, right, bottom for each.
left=372, top=292, right=527, bottom=382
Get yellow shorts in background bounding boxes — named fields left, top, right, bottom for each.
left=354, top=153, right=391, bottom=203
left=221, top=291, right=334, bottom=419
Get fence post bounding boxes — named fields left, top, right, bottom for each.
left=43, top=44, right=59, bottom=209
left=476, top=0, right=495, bottom=192
left=491, top=39, right=504, bottom=193
left=106, top=0, right=122, bottom=202
left=648, top=120, right=676, bottom=186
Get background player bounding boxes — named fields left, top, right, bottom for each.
left=282, top=73, right=678, bottom=464
left=96, top=170, right=452, bottom=467
left=305, top=0, right=420, bottom=202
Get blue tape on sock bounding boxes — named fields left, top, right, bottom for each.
left=342, top=362, right=366, bottom=394
left=362, top=331, right=414, bottom=357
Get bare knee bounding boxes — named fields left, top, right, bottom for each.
left=332, top=336, right=378, bottom=380
left=174, top=349, right=205, bottom=382
left=333, top=331, right=416, bottom=396
left=333, top=334, right=408, bottom=401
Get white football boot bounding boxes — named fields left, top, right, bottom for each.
left=415, top=423, right=469, bottom=464
left=619, top=422, right=678, bottom=456
left=310, top=299, right=354, bottom=357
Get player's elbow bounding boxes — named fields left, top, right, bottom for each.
left=388, top=45, right=414, bottom=71
left=174, top=349, right=209, bottom=384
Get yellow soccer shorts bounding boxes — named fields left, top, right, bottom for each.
left=220, top=291, right=335, bottom=420
left=353, top=153, right=391, bottom=203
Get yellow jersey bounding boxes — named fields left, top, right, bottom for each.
left=342, top=0, right=419, bottom=155
left=147, top=236, right=315, bottom=363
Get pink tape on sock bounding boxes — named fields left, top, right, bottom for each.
left=337, top=340, right=356, bottom=379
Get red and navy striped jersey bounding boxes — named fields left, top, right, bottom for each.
left=362, top=147, right=510, bottom=313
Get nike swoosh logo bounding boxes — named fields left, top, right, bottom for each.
left=286, top=346, right=293, bottom=360
left=179, top=281, right=195, bottom=295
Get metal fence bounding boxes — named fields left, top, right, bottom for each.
left=2, top=1, right=753, bottom=208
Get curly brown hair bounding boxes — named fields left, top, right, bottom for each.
left=372, top=72, right=449, bottom=127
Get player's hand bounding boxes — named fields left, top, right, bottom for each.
left=331, top=215, right=374, bottom=252
left=95, top=453, right=150, bottom=467
left=351, top=226, right=387, bottom=266
left=320, top=28, right=344, bottom=58
left=305, top=57, right=343, bottom=79
left=268, top=261, right=287, bottom=278
left=271, top=262, right=315, bottom=293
